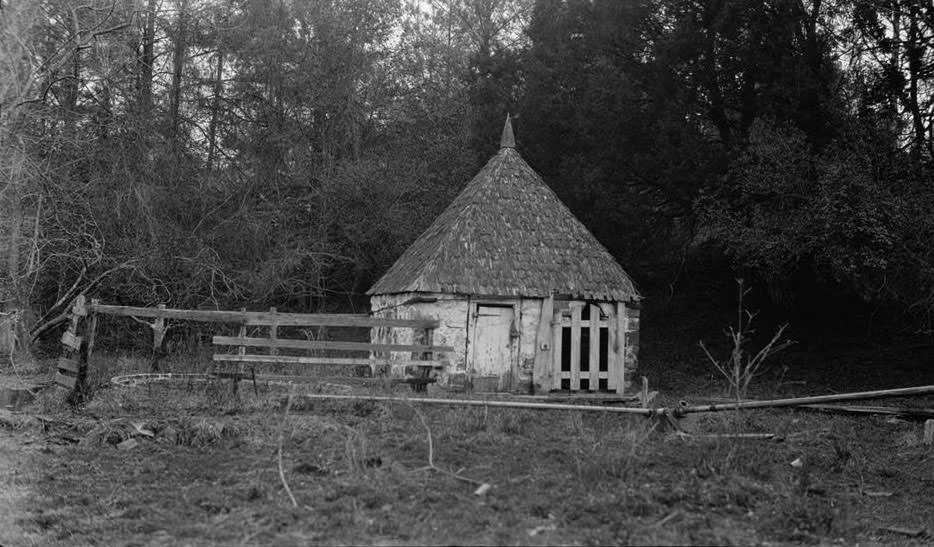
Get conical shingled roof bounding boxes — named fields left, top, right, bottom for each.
left=367, top=117, right=639, bottom=301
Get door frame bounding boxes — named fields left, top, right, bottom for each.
left=466, top=300, right=520, bottom=391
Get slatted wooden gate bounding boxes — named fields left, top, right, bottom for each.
left=552, top=302, right=631, bottom=394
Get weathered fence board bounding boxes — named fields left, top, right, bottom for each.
left=588, top=303, right=600, bottom=392
left=213, top=354, right=443, bottom=368
left=57, top=357, right=80, bottom=373
left=60, top=331, right=82, bottom=351
left=88, top=304, right=438, bottom=328
left=570, top=304, right=581, bottom=390
left=55, top=372, right=77, bottom=389
left=213, top=335, right=454, bottom=354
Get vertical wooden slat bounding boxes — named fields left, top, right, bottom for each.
left=615, top=302, right=627, bottom=394
left=533, top=295, right=555, bottom=393
left=624, top=304, right=640, bottom=393
left=238, top=307, right=247, bottom=375
left=149, top=303, right=167, bottom=372
left=509, top=304, right=520, bottom=392
left=552, top=320, right=563, bottom=390
left=417, top=326, right=433, bottom=392
left=570, top=303, right=581, bottom=391
left=588, top=304, right=600, bottom=391
left=153, top=304, right=166, bottom=347
left=606, top=305, right=618, bottom=392
left=79, top=301, right=99, bottom=393
left=424, top=327, right=433, bottom=360
left=269, top=307, right=278, bottom=356
left=86, top=299, right=100, bottom=361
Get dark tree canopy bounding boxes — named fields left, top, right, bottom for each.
left=4, top=0, right=934, bottom=347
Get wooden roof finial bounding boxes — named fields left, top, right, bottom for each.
left=500, top=113, right=516, bottom=148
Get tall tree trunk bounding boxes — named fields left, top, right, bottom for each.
left=169, top=0, right=189, bottom=140
left=701, top=4, right=731, bottom=146
left=207, top=49, right=225, bottom=171
left=138, top=0, right=157, bottom=114
left=891, top=2, right=902, bottom=120
left=905, top=9, right=926, bottom=163
left=1, top=149, right=26, bottom=356
left=62, top=49, right=80, bottom=142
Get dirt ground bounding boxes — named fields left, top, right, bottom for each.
left=0, top=431, right=34, bottom=545
left=2, top=290, right=934, bottom=547
left=1, top=358, right=933, bottom=547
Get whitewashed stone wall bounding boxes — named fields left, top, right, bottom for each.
left=370, top=293, right=639, bottom=393
left=370, top=293, right=470, bottom=387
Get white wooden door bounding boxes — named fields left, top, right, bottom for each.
left=471, top=305, right=515, bottom=388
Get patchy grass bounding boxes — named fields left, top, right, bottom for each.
left=2, top=356, right=933, bottom=546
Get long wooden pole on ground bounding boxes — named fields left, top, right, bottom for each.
left=291, top=385, right=934, bottom=417
left=679, top=385, right=934, bottom=414
left=294, top=393, right=664, bottom=415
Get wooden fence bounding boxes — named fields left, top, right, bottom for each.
left=53, top=299, right=453, bottom=392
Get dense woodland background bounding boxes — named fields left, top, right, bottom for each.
left=3, top=0, right=934, bottom=352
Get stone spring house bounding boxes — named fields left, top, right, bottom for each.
left=368, top=117, right=640, bottom=393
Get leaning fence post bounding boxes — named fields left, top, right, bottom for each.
left=56, top=295, right=86, bottom=400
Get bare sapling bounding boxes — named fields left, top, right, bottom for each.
left=699, top=278, right=795, bottom=403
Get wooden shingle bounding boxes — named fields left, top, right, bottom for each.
left=368, top=118, right=638, bottom=302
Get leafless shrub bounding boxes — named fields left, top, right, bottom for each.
left=700, top=279, right=795, bottom=402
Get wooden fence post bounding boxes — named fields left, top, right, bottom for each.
left=55, top=295, right=86, bottom=397
left=150, top=303, right=167, bottom=371
left=588, top=303, right=600, bottom=392
left=269, top=307, right=278, bottom=356
left=86, top=299, right=100, bottom=361
left=237, top=307, right=247, bottom=377
left=615, top=302, right=626, bottom=395
left=532, top=295, right=555, bottom=394
left=415, top=326, right=433, bottom=392
left=569, top=303, right=582, bottom=391
left=623, top=302, right=641, bottom=393
left=76, top=299, right=100, bottom=399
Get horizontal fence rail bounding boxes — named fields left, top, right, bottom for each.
left=89, top=303, right=439, bottom=329
left=69, top=300, right=446, bottom=390
left=212, top=354, right=444, bottom=368
left=213, top=335, right=454, bottom=354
